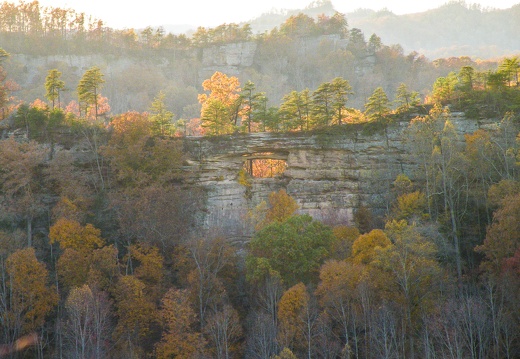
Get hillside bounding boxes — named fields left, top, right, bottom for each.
left=249, top=1, right=520, bottom=58
left=1, top=1, right=520, bottom=358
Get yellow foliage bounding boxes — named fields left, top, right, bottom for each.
left=393, top=173, right=413, bottom=196
left=331, top=225, right=360, bottom=259
left=265, top=189, right=299, bottom=224
left=57, top=248, right=90, bottom=290
left=5, top=248, right=58, bottom=334
left=113, top=275, right=157, bottom=352
left=316, top=259, right=364, bottom=307
left=126, top=243, right=165, bottom=301
left=198, top=71, right=241, bottom=107
left=351, top=229, right=391, bottom=264
left=156, top=288, right=206, bottom=359
left=198, top=72, right=241, bottom=135
left=237, top=169, right=252, bottom=188
left=49, top=217, right=105, bottom=253
left=272, top=347, right=298, bottom=359
left=277, top=283, right=308, bottom=349
left=393, top=191, right=428, bottom=222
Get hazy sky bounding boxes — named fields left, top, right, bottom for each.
left=36, top=0, right=520, bottom=29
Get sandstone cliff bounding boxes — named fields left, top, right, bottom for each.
left=181, top=114, right=490, bottom=241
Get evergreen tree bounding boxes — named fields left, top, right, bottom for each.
left=149, top=91, right=174, bottom=136
left=365, top=87, right=391, bottom=122
left=45, top=69, right=65, bottom=110
left=77, top=66, right=105, bottom=119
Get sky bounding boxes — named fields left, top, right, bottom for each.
left=36, top=0, right=520, bottom=29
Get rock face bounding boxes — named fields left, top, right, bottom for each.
left=182, top=116, right=490, bottom=241
left=201, top=42, right=257, bottom=76
left=183, top=121, right=412, bottom=241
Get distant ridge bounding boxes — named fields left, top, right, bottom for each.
left=244, top=0, right=520, bottom=58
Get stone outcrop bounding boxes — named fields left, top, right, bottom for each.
left=201, top=42, right=257, bottom=77
left=182, top=115, right=492, bottom=241
left=183, top=121, right=409, bottom=241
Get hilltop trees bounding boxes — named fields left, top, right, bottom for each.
left=45, top=69, right=65, bottom=109
left=198, top=71, right=241, bottom=135
left=77, top=66, right=105, bottom=119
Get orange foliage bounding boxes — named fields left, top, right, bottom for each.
left=64, top=100, right=80, bottom=117
left=30, top=98, right=48, bottom=110
left=110, top=111, right=151, bottom=139
left=244, top=156, right=287, bottom=178
left=186, top=117, right=205, bottom=136
left=49, top=217, right=105, bottom=253
left=198, top=71, right=241, bottom=107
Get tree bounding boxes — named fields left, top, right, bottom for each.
left=431, top=72, right=458, bottom=104
left=277, top=283, right=310, bottom=355
left=395, top=83, right=419, bottom=113
left=330, top=77, right=353, bottom=125
left=364, top=87, right=391, bottom=123
left=64, top=285, right=112, bottom=359
left=330, top=225, right=360, bottom=260
left=77, top=66, right=105, bottom=119
left=263, top=189, right=299, bottom=226
left=498, top=56, right=519, bottom=87
left=247, top=214, right=334, bottom=286
left=155, top=288, right=206, bottom=359
left=311, top=78, right=354, bottom=127
left=149, top=91, right=174, bottom=136
left=126, top=243, right=165, bottom=302
left=375, top=220, right=442, bottom=358
left=0, top=48, right=9, bottom=117
left=367, top=33, right=382, bottom=53
left=13, top=103, right=48, bottom=140
left=57, top=245, right=119, bottom=293
left=185, top=237, right=237, bottom=331
left=391, top=191, right=428, bottom=223
left=433, top=117, right=467, bottom=280
left=477, top=192, right=520, bottom=277
left=0, top=138, right=48, bottom=246
left=272, top=347, right=298, bottom=359
left=240, top=80, right=258, bottom=133
left=316, top=260, right=365, bottom=356
left=103, top=111, right=184, bottom=188
left=198, top=71, right=241, bottom=135
left=49, top=218, right=105, bottom=253
left=279, top=89, right=312, bottom=131
left=45, top=69, right=65, bottom=109
left=113, top=275, right=156, bottom=358
left=351, top=229, right=391, bottom=265
left=204, top=305, right=243, bottom=359
left=311, top=81, right=334, bottom=127
left=347, top=28, right=367, bottom=58
left=279, top=13, right=317, bottom=38
left=1, top=248, right=58, bottom=345
left=458, top=66, right=475, bottom=93
left=200, top=97, right=234, bottom=135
